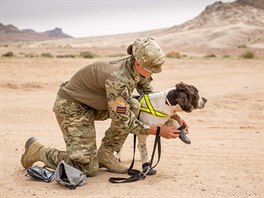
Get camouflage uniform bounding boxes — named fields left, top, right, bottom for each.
left=46, top=57, right=154, bottom=176
left=21, top=37, right=165, bottom=176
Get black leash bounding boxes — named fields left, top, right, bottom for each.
left=109, top=126, right=161, bottom=183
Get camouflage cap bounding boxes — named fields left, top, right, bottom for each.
left=132, top=37, right=165, bottom=73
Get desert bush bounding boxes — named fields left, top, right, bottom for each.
left=240, top=51, right=255, bottom=59
left=223, top=54, right=230, bottom=58
left=65, top=44, right=72, bottom=48
left=205, top=54, right=217, bottom=58
left=80, top=51, right=97, bottom=58
left=59, top=44, right=72, bottom=48
left=57, top=54, right=76, bottom=58
left=41, top=53, right=53, bottom=58
left=25, top=53, right=35, bottom=58
left=2, top=51, right=14, bottom=57
left=237, top=44, right=247, bottom=48
left=166, top=51, right=181, bottom=58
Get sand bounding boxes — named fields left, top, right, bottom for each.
left=0, top=56, right=263, bottom=197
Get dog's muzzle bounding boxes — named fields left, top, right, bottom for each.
left=198, top=97, right=207, bottom=109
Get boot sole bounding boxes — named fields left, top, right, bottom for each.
left=99, top=163, right=127, bottom=174
left=21, top=137, right=37, bottom=169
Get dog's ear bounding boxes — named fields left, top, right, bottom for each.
left=175, top=82, right=193, bottom=112
left=176, top=92, right=192, bottom=109
left=176, top=82, right=191, bottom=95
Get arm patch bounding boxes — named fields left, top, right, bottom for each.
left=116, top=106, right=127, bottom=114
left=108, top=96, right=129, bottom=114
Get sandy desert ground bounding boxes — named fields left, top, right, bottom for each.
left=0, top=54, right=263, bottom=197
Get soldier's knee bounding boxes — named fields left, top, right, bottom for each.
left=69, top=151, right=99, bottom=176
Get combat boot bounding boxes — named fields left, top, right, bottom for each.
left=21, top=137, right=47, bottom=169
left=97, top=145, right=127, bottom=174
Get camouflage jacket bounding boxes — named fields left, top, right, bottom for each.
left=60, top=57, right=153, bottom=135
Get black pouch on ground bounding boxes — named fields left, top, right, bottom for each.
left=54, top=161, right=86, bottom=189
left=26, top=166, right=55, bottom=182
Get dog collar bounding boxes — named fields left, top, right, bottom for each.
left=165, top=98, right=183, bottom=113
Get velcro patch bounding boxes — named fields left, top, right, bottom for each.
left=116, top=106, right=127, bottom=114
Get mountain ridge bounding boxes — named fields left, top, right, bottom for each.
left=0, top=23, right=72, bottom=42
left=1, top=0, right=263, bottom=49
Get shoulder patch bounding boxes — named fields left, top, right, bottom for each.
left=108, top=96, right=129, bottom=114
left=116, top=106, right=127, bottom=114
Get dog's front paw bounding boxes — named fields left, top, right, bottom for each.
left=142, top=163, right=157, bottom=175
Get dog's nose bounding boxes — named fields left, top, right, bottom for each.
left=202, top=97, right=207, bottom=104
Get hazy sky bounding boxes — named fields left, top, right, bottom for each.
left=1, top=0, right=236, bottom=38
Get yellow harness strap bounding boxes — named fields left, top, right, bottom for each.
left=139, top=94, right=168, bottom=117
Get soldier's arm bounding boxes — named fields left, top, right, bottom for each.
left=105, top=79, right=150, bottom=135
left=136, top=76, right=154, bottom=95
left=105, top=79, right=180, bottom=138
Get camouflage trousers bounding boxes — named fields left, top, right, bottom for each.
left=46, top=96, right=109, bottom=176
left=45, top=96, right=140, bottom=176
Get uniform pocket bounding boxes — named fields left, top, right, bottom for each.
left=53, top=96, right=80, bottom=116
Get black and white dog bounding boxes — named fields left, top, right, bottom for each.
left=118, top=82, right=207, bottom=173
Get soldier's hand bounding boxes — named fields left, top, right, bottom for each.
left=149, top=126, right=179, bottom=139
left=159, top=126, right=180, bottom=139
left=171, top=114, right=190, bottom=134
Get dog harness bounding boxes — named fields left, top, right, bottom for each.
left=139, top=94, right=168, bottom=117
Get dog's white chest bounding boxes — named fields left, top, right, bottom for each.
left=139, top=92, right=173, bottom=126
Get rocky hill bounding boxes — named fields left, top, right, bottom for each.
left=1, top=0, right=263, bottom=49
left=238, top=0, right=264, bottom=9
left=0, top=23, right=72, bottom=43
left=36, top=0, right=263, bottom=51
left=169, top=0, right=263, bottom=31
left=153, top=0, right=264, bottom=48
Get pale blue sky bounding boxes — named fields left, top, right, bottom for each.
left=1, top=0, right=236, bottom=37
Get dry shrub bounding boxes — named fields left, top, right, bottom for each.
left=22, top=82, right=43, bottom=89
left=1, top=83, right=19, bottom=89
left=166, top=51, right=181, bottom=58
left=80, top=51, right=97, bottom=58
left=41, top=53, right=53, bottom=58
left=237, top=44, right=248, bottom=48
left=223, top=54, right=230, bottom=58
left=205, top=54, right=217, bottom=58
left=25, top=53, right=35, bottom=58
left=2, top=51, right=14, bottom=57
left=240, top=51, right=255, bottom=59
left=1, top=82, right=43, bottom=89
left=57, top=54, right=76, bottom=58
